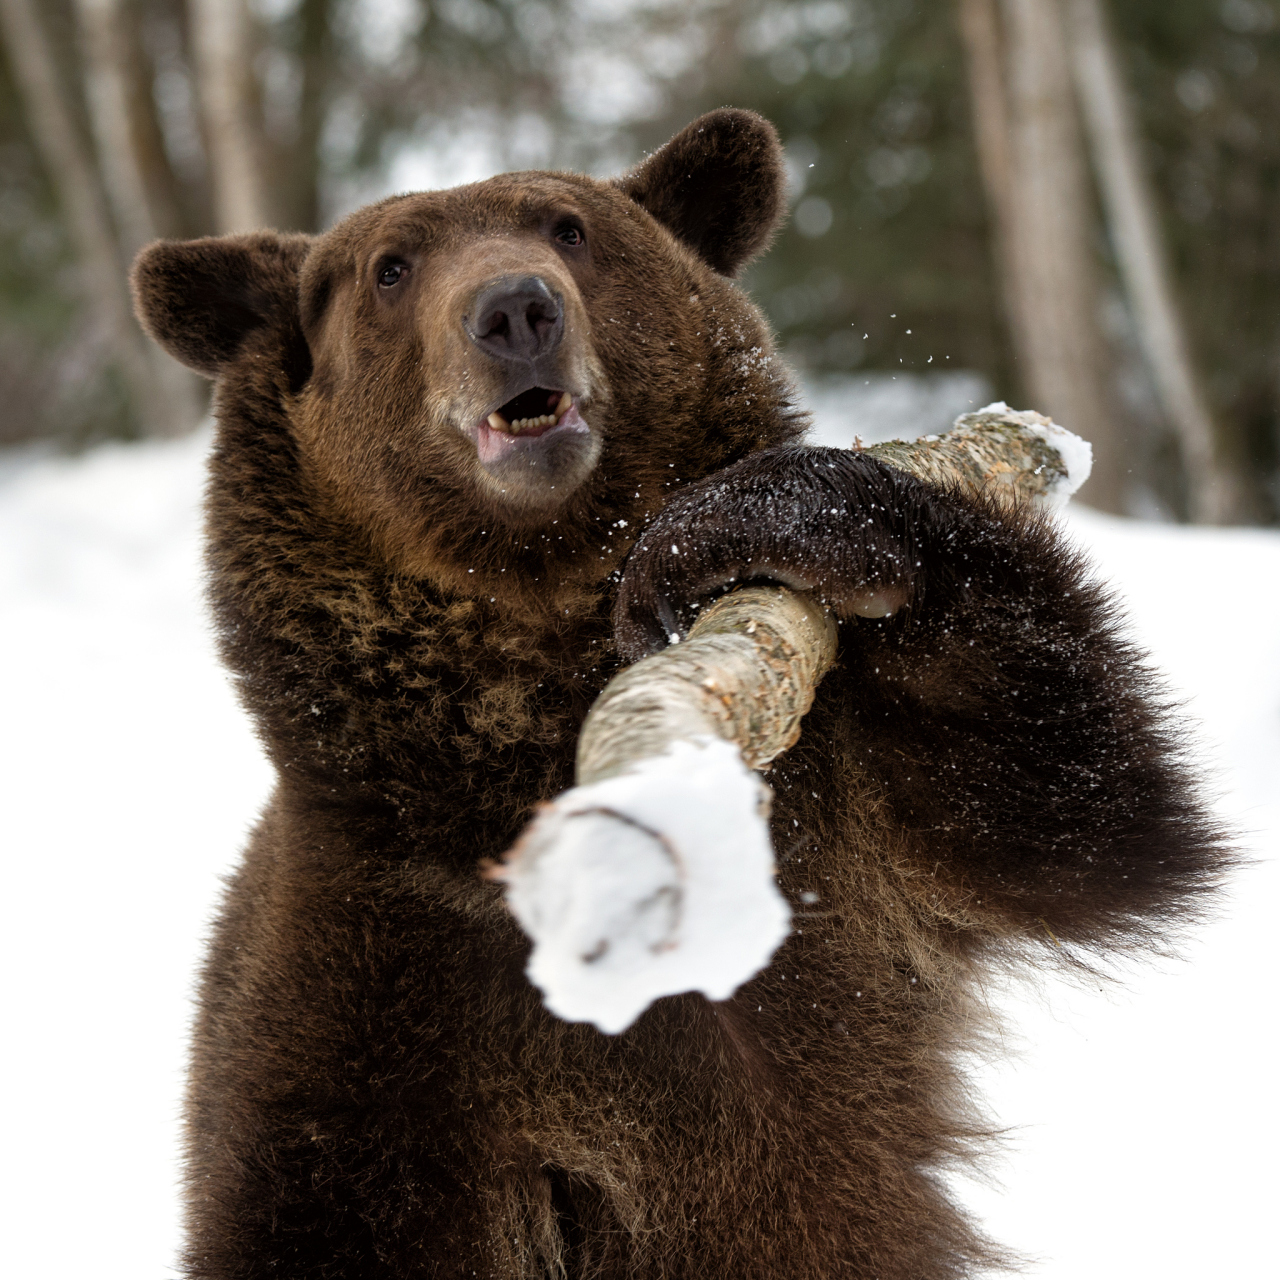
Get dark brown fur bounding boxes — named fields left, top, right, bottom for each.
left=132, top=110, right=1225, bottom=1279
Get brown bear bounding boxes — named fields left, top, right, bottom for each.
left=132, top=109, right=1222, bottom=1279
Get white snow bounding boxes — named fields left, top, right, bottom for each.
left=800, top=370, right=993, bottom=445
left=498, top=737, right=789, bottom=1034
left=0, top=431, right=274, bottom=1278
left=1, top=420, right=1276, bottom=1277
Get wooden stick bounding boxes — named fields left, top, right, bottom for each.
left=577, top=403, right=1089, bottom=787
left=577, top=586, right=837, bottom=785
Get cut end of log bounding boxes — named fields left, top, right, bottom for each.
left=864, top=401, right=1093, bottom=510
left=497, top=737, right=789, bottom=1035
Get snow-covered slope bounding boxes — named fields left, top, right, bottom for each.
left=0, top=433, right=273, bottom=1277
left=1, top=427, right=1275, bottom=1278
left=956, top=506, right=1280, bottom=1278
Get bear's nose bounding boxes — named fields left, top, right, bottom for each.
left=466, top=275, right=564, bottom=364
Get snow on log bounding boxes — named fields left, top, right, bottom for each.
left=492, top=404, right=1091, bottom=1033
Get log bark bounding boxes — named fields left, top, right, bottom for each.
left=577, top=587, right=837, bottom=786
left=865, top=403, right=1087, bottom=508
left=1066, top=0, right=1236, bottom=524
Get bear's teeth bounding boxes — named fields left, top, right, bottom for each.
left=489, top=407, right=563, bottom=436
left=555, top=392, right=572, bottom=419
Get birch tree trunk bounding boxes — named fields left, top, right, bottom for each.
left=75, top=0, right=203, bottom=434
left=76, top=0, right=159, bottom=254
left=959, top=0, right=1126, bottom=515
left=1066, top=0, right=1236, bottom=524
left=1000, top=0, right=1126, bottom=514
left=0, top=0, right=181, bottom=436
left=187, top=0, right=270, bottom=233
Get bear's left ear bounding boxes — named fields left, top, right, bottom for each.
left=616, top=109, right=787, bottom=277
left=131, top=232, right=312, bottom=378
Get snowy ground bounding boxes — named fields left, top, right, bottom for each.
left=2, top=380, right=1276, bottom=1276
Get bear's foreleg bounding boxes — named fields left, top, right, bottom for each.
left=615, top=446, right=1225, bottom=947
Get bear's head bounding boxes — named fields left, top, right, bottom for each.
left=132, top=110, right=801, bottom=597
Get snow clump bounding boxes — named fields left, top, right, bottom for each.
left=497, top=737, right=790, bottom=1034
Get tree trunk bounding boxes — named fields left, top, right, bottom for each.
left=957, top=0, right=1019, bottom=332
left=76, top=0, right=159, bottom=253
left=75, top=0, right=186, bottom=244
left=0, top=0, right=186, bottom=437
left=187, top=0, right=270, bottom=233
left=75, top=0, right=203, bottom=433
left=281, top=0, right=333, bottom=232
left=1066, top=0, right=1236, bottom=523
left=960, top=0, right=1126, bottom=514
left=118, top=1, right=188, bottom=241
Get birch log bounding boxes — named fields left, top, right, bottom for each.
left=495, top=406, right=1092, bottom=1032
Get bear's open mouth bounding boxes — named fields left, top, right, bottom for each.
left=487, top=387, right=572, bottom=437
left=467, top=384, right=594, bottom=484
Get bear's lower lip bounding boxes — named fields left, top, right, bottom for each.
left=470, top=402, right=591, bottom=467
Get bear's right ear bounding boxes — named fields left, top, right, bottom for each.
left=131, top=232, right=312, bottom=378
left=616, top=109, right=787, bottom=277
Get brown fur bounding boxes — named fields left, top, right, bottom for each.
left=131, top=109, right=1225, bottom=1279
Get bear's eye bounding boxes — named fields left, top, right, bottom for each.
left=554, top=225, right=585, bottom=248
left=377, top=262, right=408, bottom=288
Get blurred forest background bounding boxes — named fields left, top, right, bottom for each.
left=0, top=0, right=1277, bottom=522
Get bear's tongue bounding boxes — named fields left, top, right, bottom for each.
left=488, top=388, right=572, bottom=437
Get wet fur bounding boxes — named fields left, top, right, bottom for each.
left=132, top=110, right=1225, bottom=1278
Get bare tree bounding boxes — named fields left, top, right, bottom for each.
left=0, top=0, right=198, bottom=436
left=277, top=0, right=334, bottom=234
left=187, top=0, right=270, bottom=233
left=957, top=1, right=1011, bottom=215
left=75, top=0, right=203, bottom=429
left=1067, top=0, right=1236, bottom=523
left=956, top=0, right=1019, bottom=367
left=76, top=0, right=160, bottom=253
left=960, top=0, right=1126, bottom=514
left=959, top=0, right=1241, bottom=521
